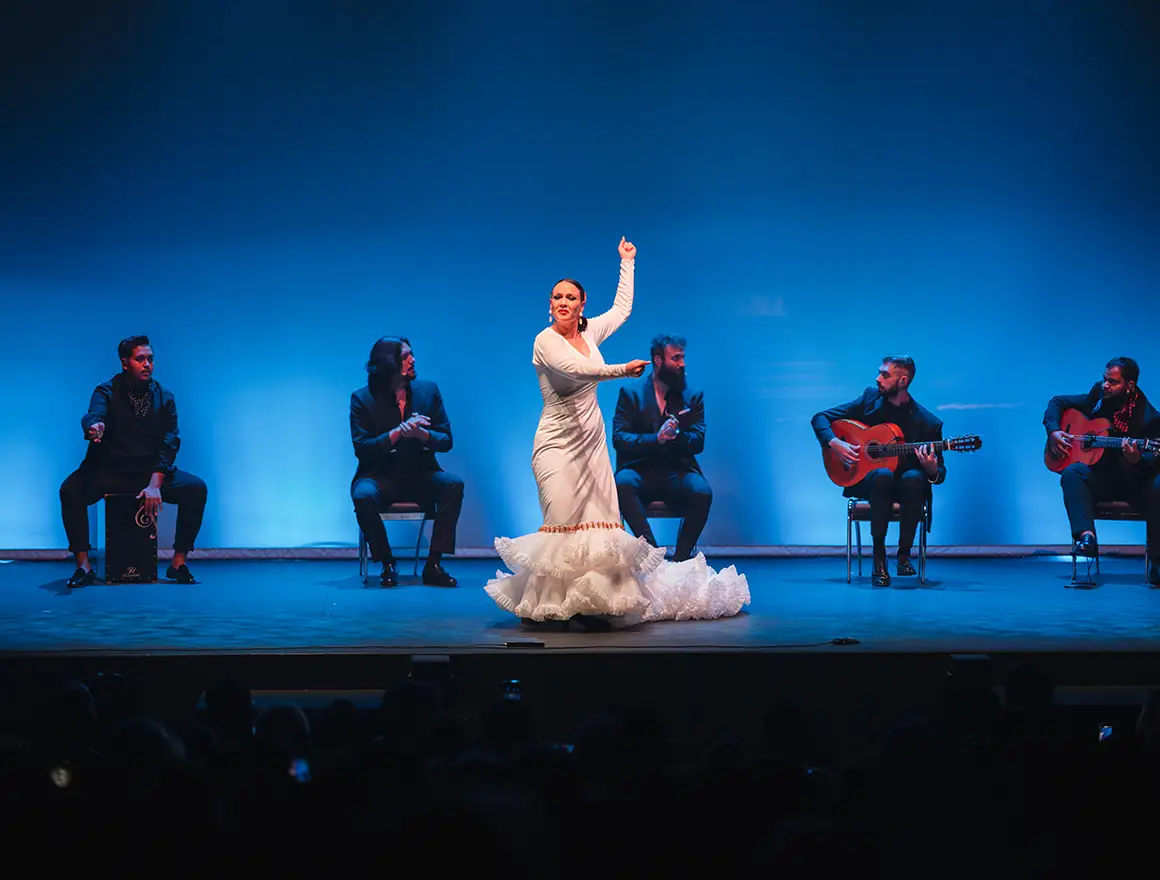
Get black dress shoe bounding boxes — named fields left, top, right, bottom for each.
left=872, top=558, right=891, bottom=587
left=422, top=562, right=457, bottom=587
left=165, top=564, right=196, bottom=584
left=572, top=614, right=614, bottom=632
left=67, top=567, right=97, bottom=588
left=1073, top=534, right=1098, bottom=558
left=379, top=560, right=398, bottom=587
left=896, top=557, right=917, bottom=577
left=521, top=617, right=569, bottom=631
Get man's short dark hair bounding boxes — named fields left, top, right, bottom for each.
left=650, top=334, right=687, bottom=361
left=366, top=336, right=411, bottom=380
left=118, top=335, right=151, bottom=361
left=883, top=354, right=916, bottom=379
left=1106, top=356, right=1139, bottom=384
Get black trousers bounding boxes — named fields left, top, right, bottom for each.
left=615, top=466, right=712, bottom=561
left=60, top=466, right=208, bottom=555
left=851, top=467, right=928, bottom=553
left=1060, top=462, right=1160, bottom=552
left=352, top=470, right=464, bottom=563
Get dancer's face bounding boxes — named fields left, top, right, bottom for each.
left=550, top=281, right=584, bottom=329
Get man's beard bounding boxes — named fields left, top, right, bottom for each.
left=1102, top=389, right=1125, bottom=405
left=659, top=366, right=686, bottom=391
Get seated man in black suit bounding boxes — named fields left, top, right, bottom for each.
left=59, top=335, right=208, bottom=587
left=350, top=336, right=463, bottom=587
left=1043, top=356, right=1160, bottom=585
left=811, top=355, right=945, bottom=587
left=613, top=334, right=711, bottom=562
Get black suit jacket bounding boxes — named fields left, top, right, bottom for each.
left=612, top=372, right=705, bottom=475
left=1043, top=382, right=1159, bottom=468
left=350, top=379, right=453, bottom=484
left=80, top=374, right=180, bottom=475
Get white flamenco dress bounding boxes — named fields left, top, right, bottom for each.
left=485, top=257, right=750, bottom=624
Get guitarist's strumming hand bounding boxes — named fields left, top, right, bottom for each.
left=916, top=443, right=940, bottom=479
left=829, top=438, right=861, bottom=468
left=1123, top=439, right=1142, bottom=465
left=1049, top=430, right=1073, bottom=458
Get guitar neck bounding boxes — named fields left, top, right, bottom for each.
left=1083, top=435, right=1155, bottom=450
left=873, top=440, right=948, bottom=456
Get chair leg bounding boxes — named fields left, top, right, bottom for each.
left=413, top=519, right=429, bottom=577
left=919, top=502, right=928, bottom=585
left=918, top=524, right=928, bottom=584
left=855, top=520, right=863, bottom=577
left=846, top=508, right=853, bottom=584
left=358, top=530, right=368, bottom=582
left=1069, top=546, right=1096, bottom=588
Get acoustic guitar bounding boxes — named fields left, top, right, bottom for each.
left=822, top=419, right=983, bottom=488
left=1043, top=407, right=1160, bottom=473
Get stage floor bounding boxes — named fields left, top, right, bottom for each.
left=1, top=556, right=1157, bottom=655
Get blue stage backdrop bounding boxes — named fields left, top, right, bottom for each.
left=1, top=2, right=1157, bottom=550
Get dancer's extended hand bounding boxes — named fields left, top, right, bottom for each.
left=624, top=359, right=648, bottom=378
left=618, top=237, right=636, bottom=260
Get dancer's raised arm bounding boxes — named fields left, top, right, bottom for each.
left=585, top=237, right=635, bottom=346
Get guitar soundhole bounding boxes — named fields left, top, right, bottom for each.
left=865, top=444, right=882, bottom=460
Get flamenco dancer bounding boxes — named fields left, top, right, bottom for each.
left=485, top=238, right=750, bottom=629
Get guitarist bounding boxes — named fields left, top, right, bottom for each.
left=811, top=356, right=946, bottom=586
left=1044, top=356, right=1160, bottom=584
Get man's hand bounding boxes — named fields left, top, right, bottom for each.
left=829, top=437, right=861, bottom=468
left=624, top=359, right=648, bottom=378
left=1123, top=438, right=1142, bottom=465
left=395, top=413, right=431, bottom=441
left=1049, top=430, right=1073, bottom=459
left=618, top=236, right=636, bottom=260
left=657, top=416, right=679, bottom=444
left=136, top=480, right=163, bottom=519
left=86, top=421, right=106, bottom=443
left=916, top=443, right=940, bottom=479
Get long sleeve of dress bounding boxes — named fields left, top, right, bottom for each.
left=533, top=333, right=629, bottom=382
left=584, top=258, right=634, bottom=346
